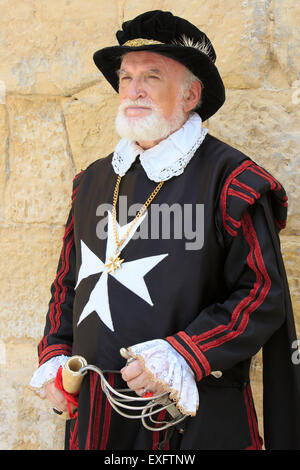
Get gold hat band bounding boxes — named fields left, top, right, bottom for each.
left=123, top=38, right=164, bottom=47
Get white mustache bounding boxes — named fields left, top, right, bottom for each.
left=118, top=99, right=158, bottom=112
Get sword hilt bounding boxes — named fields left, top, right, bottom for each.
left=120, top=347, right=136, bottom=364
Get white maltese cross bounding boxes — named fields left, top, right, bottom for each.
left=75, top=210, right=168, bottom=331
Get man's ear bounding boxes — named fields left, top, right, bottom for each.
left=183, top=80, right=202, bottom=113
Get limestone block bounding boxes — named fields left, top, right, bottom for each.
left=250, top=349, right=263, bottom=439
left=4, top=95, right=75, bottom=225
left=0, top=342, right=65, bottom=449
left=0, top=0, right=119, bottom=95
left=207, top=89, right=300, bottom=234
left=0, top=224, right=65, bottom=342
left=273, top=0, right=300, bottom=85
left=123, top=0, right=273, bottom=88
left=61, top=82, right=120, bottom=171
left=0, top=104, right=9, bottom=222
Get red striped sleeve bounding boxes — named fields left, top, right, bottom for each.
left=193, top=210, right=271, bottom=350
left=38, top=171, right=84, bottom=366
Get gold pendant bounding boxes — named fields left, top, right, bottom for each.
left=104, top=253, right=124, bottom=274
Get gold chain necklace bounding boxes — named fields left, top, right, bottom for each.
left=104, top=175, right=165, bottom=274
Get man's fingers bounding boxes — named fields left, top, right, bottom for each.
left=44, top=381, right=68, bottom=412
left=126, top=371, right=151, bottom=391
left=121, top=359, right=165, bottom=396
left=121, top=359, right=144, bottom=381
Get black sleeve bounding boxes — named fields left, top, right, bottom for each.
left=37, top=171, right=84, bottom=366
left=165, top=161, right=288, bottom=381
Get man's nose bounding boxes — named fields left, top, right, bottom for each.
left=127, top=78, right=147, bottom=100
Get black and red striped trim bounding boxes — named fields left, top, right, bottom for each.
left=38, top=215, right=75, bottom=363
left=69, top=418, right=79, bottom=450
left=165, top=331, right=210, bottom=381
left=71, top=170, right=84, bottom=203
left=84, top=371, right=114, bottom=450
left=221, top=160, right=288, bottom=238
left=243, top=384, right=263, bottom=450
left=221, top=160, right=253, bottom=237
left=38, top=171, right=84, bottom=366
left=39, top=344, right=72, bottom=366
left=152, top=410, right=170, bottom=450
left=100, top=374, right=114, bottom=450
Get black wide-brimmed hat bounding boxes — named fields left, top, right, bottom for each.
left=93, top=10, right=225, bottom=121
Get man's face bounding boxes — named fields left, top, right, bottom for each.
left=118, top=51, right=188, bottom=120
left=115, top=51, right=191, bottom=146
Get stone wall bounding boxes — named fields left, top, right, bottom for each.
left=0, top=0, right=299, bottom=450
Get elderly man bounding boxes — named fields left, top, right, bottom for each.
left=30, top=11, right=300, bottom=450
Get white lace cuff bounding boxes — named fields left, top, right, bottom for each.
left=128, top=339, right=199, bottom=416
left=29, top=355, right=69, bottom=398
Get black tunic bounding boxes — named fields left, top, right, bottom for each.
left=38, top=133, right=300, bottom=450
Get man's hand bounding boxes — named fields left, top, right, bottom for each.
left=43, top=380, right=76, bottom=414
left=43, top=380, right=68, bottom=412
left=121, top=359, right=165, bottom=396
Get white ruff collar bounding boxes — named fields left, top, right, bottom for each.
left=112, top=113, right=208, bottom=182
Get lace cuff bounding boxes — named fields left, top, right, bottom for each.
left=29, top=355, right=69, bottom=398
left=128, top=339, right=199, bottom=416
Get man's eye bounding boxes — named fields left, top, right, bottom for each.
left=120, top=76, right=131, bottom=81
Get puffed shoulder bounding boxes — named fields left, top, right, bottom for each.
left=219, top=159, right=288, bottom=240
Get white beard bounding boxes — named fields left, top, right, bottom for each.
left=115, top=99, right=186, bottom=143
